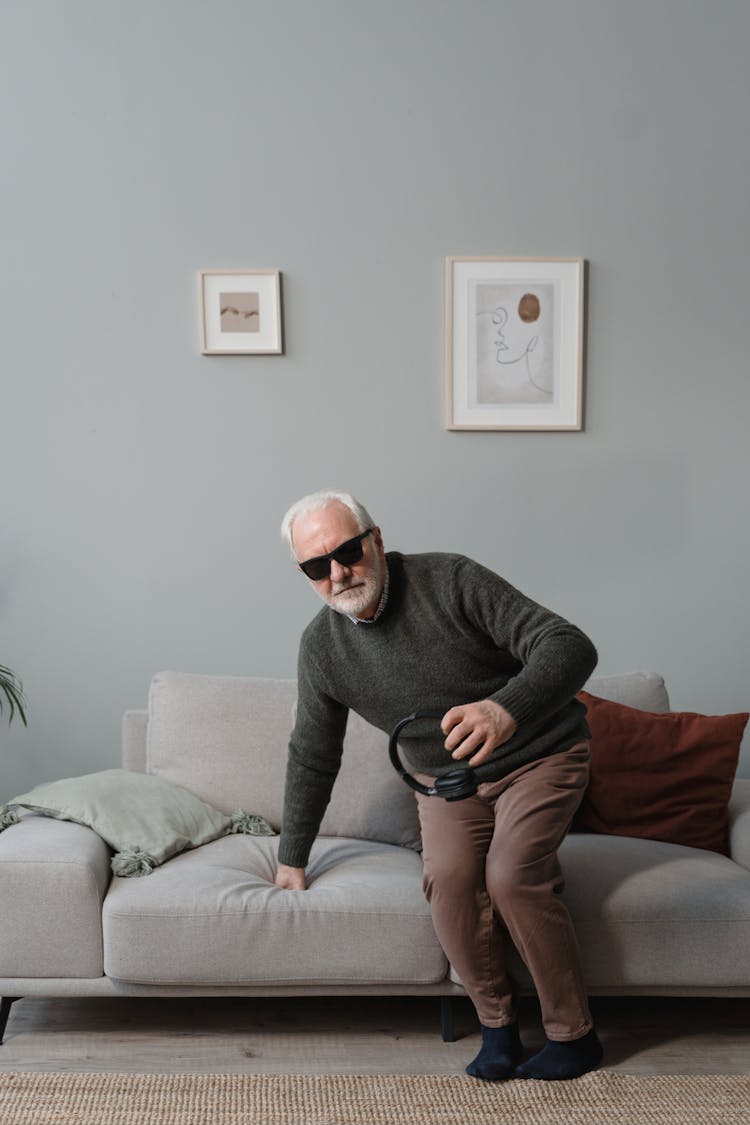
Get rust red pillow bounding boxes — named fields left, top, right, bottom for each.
left=574, top=691, right=748, bottom=854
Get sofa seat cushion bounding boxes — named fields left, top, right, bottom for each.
left=102, top=835, right=447, bottom=986
left=478, top=834, right=750, bottom=992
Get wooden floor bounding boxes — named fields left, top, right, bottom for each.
left=0, top=995, right=748, bottom=1075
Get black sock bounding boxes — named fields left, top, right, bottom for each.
left=514, top=1027, right=603, bottom=1081
left=466, top=1022, right=523, bottom=1081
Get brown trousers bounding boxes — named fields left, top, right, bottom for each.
left=415, top=742, right=592, bottom=1040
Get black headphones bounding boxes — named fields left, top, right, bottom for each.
left=388, top=708, right=479, bottom=801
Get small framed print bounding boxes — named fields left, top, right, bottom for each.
left=199, top=269, right=283, bottom=355
left=446, top=257, right=585, bottom=430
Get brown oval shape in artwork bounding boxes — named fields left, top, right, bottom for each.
left=518, top=293, right=541, bottom=323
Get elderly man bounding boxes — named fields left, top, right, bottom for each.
left=275, top=489, right=603, bottom=1082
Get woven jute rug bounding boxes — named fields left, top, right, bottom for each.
left=0, top=1071, right=748, bottom=1125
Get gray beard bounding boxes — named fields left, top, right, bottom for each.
left=322, top=561, right=385, bottom=619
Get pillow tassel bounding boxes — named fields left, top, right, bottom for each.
left=111, top=847, right=157, bottom=877
left=228, top=810, right=276, bottom=837
left=0, top=806, right=19, bottom=831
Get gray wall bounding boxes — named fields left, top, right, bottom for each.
left=2, top=0, right=749, bottom=798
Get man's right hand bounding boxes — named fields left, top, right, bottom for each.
left=274, top=863, right=307, bottom=890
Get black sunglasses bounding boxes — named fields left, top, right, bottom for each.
left=298, top=529, right=373, bottom=581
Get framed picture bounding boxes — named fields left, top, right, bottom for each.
left=445, top=257, right=585, bottom=430
left=199, top=270, right=283, bottom=355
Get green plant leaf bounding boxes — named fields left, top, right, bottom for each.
left=0, top=665, right=28, bottom=727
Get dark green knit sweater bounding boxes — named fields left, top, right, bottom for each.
left=278, top=552, right=597, bottom=867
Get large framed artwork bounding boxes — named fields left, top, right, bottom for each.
left=445, top=257, right=585, bottom=430
left=199, top=269, right=283, bottom=355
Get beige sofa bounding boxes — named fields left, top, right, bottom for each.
left=2, top=669, right=750, bottom=1045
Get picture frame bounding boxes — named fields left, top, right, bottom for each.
left=445, top=256, right=585, bottom=430
left=199, top=269, right=283, bottom=355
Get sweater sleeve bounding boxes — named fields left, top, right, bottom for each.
left=452, top=556, right=598, bottom=728
left=277, top=639, right=349, bottom=869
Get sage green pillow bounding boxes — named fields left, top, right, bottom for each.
left=0, top=768, right=276, bottom=876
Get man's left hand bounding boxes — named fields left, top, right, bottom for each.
left=441, top=699, right=518, bottom=768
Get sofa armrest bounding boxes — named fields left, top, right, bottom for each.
left=728, top=779, right=750, bottom=870
left=0, top=813, right=111, bottom=978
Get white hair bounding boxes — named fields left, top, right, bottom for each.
left=280, top=489, right=375, bottom=555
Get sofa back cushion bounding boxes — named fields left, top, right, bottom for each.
left=146, top=671, right=422, bottom=850
left=144, top=669, right=670, bottom=854
left=583, top=670, right=670, bottom=712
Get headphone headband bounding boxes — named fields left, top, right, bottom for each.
left=388, top=709, right=479, bottom=801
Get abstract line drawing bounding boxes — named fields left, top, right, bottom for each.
left=472, top=281, right=555, bottom=406
left=445, top=257, right=584, bottom=431
left=493, top=295, right=550, bottom=396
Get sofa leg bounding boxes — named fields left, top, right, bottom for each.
left=440, top=996, right=455, bottom=1042
left=0, top=997, right=20, bottom=1045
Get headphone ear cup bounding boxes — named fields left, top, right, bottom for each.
left=432, top=768, right=479, bottom=801
left=388, top=710, right=479, bottom=801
